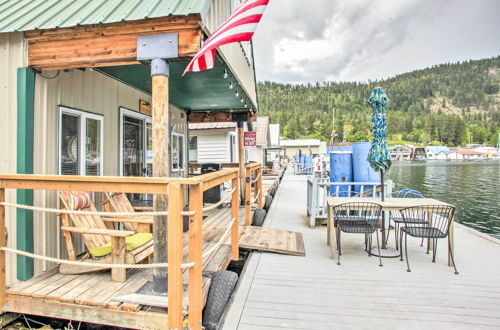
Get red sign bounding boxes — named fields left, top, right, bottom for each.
left=244, top=131, right=257, bottom=147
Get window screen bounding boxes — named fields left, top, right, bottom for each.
left=60, top=113, right=80, bottom=175
left=59, top=108, right=103, bottom=176
left=86, top=118, right=101, bottom=175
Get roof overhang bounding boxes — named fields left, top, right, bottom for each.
left=21, top=14, right=257, bottom=121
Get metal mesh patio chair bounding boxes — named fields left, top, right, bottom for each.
left=388, top=189, right=424, bottom=251
left=333, top=202, right=383, bottom=267
left=399, top=205, right=459, bottom=274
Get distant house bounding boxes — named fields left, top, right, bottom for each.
left=248, top=116, right=270, bottom=165
left=426, top=146, right=450, bottom=160
left=266, top=124, right=282, bottom=168
left=457, top=149, right=486, bottom=160
left=435, top=150, right=457, bottom=160
left=281, top=139, right=322, bottom=159
left=410, top=146, right=427, bottom=160
left=390, top=145, right=411, bottom=161
left=188, top=122, right=238, bottom=163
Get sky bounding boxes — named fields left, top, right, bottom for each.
left=252, top=0, right=500, bottom=83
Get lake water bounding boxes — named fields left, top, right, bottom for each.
left=386, top=160, right=500, bottom=239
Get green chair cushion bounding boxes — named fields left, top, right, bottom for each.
left=89, top=233, right=153, bottom=258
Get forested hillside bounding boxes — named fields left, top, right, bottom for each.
left=258, top=56, right=500, bottom=146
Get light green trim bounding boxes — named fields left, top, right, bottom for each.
left=16, top=67, right=35, bottom=281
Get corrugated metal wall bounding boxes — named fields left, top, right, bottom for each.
left=0, top=32, right=26, bottom=285
left=32, top=68, right=186, bottom=275
left=205, top=0, right=258, bottom=107
left=1, top=33, right=190, bottom=283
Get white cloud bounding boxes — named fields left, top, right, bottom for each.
left=253, top=0, right=500, bottom=83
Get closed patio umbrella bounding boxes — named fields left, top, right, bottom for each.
left=367, top=87, right=392, bottom=201
left=368, top=87, right=394, bottom=254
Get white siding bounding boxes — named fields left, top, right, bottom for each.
left=204, top=0, right=257, bottom=107
left=0, top=32, right=26, bottom=285
left=191, top=131, right=231, bottom=163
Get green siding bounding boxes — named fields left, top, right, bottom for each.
left=16, top=67, right=35, bottom=281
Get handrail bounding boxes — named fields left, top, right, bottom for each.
left=306, top=176, right=394, bottom=228
left=0, top=169, right=241, bottom=330
left=244, top=163, right=263, bottom=225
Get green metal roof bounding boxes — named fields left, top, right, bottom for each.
left=0, top=0, right=211, bottom=33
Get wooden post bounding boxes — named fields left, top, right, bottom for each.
left=256, top=165, right=264, bottom=209
left=231, top=177, right=240, bottom=260
left=167, top=183, right=183, bottom=329
left=245, top=166, right=251, bottom=226
left=238, top=123, right=245, bottom=202
left=188, top=184, right=203, bottom=330
left=152, top=73, right=170, bottom=292
left=111, top=237, right=126, bottom=282
left=0, top=187, right=5, bottom=309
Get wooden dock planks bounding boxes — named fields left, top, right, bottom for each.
left=239, top=226, right=306, bottom=256
left=5, top=205, right=249, bottom=326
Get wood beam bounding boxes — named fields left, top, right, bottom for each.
left=26, top=16, right=202, bottom=70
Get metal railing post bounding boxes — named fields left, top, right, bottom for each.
left=310, top=177, right=317, bottom=228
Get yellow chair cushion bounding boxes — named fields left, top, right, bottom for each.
left=89, top=233, right=153, bottom=258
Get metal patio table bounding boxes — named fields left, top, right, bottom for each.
left=326, top=197, right=456, bottom=266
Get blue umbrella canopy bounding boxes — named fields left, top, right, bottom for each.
left=367, top=87, right=392, bottom=173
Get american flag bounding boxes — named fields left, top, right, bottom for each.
left=183, top=0, right=269, bottom=76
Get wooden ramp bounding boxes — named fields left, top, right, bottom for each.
left=239, top=226, right=305, bottom=256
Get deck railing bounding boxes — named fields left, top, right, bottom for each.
left=189, top=162, right=264, bottom=225
left=0, top=169, right=240, bottom=330
left=306, top=176, right=394, bottom=228
left=245, top=163, right=264, bottom=225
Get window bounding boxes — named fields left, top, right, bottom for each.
left=189, top=136, right=198, bottom=162
left=172, top=133, right=185, bottom=172
left=119, top=108, right=152, bottom=177
left=59, top=107, right=103, bottom=176
left=229, top=133, right=237, bottom=162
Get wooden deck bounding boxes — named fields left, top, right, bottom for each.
left=222, top=168, right=500, bottom=330
left=5, top=206, right=248, bottom=329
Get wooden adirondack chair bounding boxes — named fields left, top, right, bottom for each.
left=102, top=192, right=152, bottom=233
left=59, top=191, right=154, bottom=282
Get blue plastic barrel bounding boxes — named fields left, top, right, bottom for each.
left=329, top=152, right=353, bottom=196
left=352, top=142, right=378, bottom=192
left=303, top=155, right=313, bottom=174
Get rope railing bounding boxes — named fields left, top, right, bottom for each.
left=0, top=202, right=195, bottom=217
left=201, top=188, right=235, bottom=212
left=251, top=173, right=261, bottom=184
left=201, top=220, right=234, bottom=262
left=252, top=189, right=261, bottom=204
left=0, top=247, right=195, bottom=269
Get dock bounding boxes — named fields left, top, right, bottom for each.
left=222, top=168, right=500, bottom=329
left=5, top=206, right=247, bottom=329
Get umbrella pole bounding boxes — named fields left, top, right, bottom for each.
left=380, top=170, right=387, bottom=249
